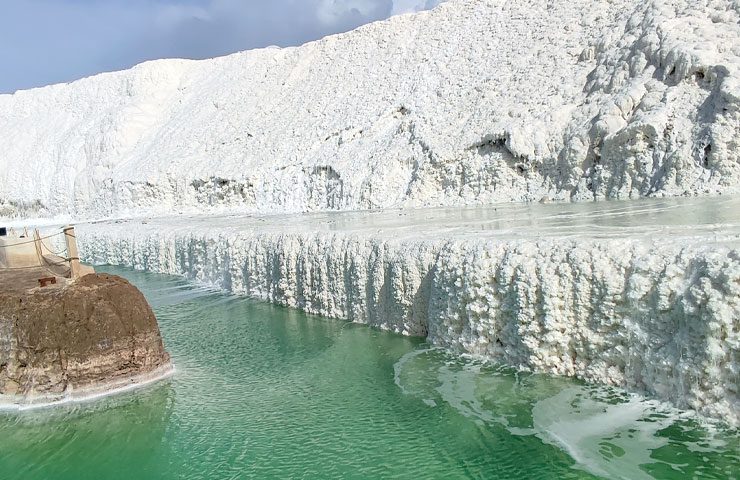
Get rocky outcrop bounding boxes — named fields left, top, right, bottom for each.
left=0, top=273, right=171, bottom=406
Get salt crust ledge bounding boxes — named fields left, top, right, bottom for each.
left=80, top=228, right=739, bottom=426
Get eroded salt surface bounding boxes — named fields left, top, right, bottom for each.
left=1, top=0, right=739, bottom=218
left=78, top=196, right=740, bottom=425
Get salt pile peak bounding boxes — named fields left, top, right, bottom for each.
left=1, top=0, right=738, bottom=218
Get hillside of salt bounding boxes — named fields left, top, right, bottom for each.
left=1, top=0, right=739, bottom=218
left=2, top=0, right=739, bottom=425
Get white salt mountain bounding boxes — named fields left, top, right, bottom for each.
left=2, top=0, right=740, bottom=428
left=1, top=0, right=739, bottom=218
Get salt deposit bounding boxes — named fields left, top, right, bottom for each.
left=1, top=0, right=738, bottom=427
left=1, top=0, right=738, bottom=218
left=78, top=196, right=740, bottom=425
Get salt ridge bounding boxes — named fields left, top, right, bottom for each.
left=1, top=0, right=738, bottom=218
left=77, top=197, right=740, bottom=425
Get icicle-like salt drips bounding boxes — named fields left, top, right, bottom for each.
left=77, top=198, right=740, bottom=425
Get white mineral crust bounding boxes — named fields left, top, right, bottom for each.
left=1, top=0, right=739, bottom=424
left=78, top=197, right=740, bottom=425
left=0, top=0, right=738, bottom=218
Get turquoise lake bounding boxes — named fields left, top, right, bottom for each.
left=0, top=267, right=737, bottom=479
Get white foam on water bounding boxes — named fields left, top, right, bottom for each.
left=530, top=387, right=678, bottom=479
left=393, top=348, right=441, bottom=407
left=0, top=364, right=175, bottom=413
left=393, top=349, right=738, bottom=479
left=434, top=362, right=513, bottom=428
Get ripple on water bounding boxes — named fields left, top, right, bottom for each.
left=394, top=348, right=740, bottom=480
left=0, top=267, right=736, bottom=480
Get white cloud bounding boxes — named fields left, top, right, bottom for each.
left=0, top=0, right=440, bottom=93
left=317, top=0, right=392, bottom=26
left=390, top=0, right=444, bottom=16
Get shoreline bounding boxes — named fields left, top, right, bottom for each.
left=0, top=363, right=175, bottom=412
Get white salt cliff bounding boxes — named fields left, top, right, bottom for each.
left=0, top=0, right=738, bottom=425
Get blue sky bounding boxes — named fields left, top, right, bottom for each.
left=0, top=0, right=442, bottom=94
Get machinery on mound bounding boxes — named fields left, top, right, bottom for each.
left=0, top=226, right=171, bottom=407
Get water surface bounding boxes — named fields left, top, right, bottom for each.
left=0, top=267, right=736, bottom=479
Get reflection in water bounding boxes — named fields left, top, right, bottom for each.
left=265, top=195, right=740, bottom=240
left=0, top=267, right=736, bottom=479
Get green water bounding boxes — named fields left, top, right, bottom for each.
left=0, top=268, right=737, bottom=479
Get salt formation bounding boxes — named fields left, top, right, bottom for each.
left=78, top=197, right=740, bottom=425
left=0, top=0, right=739, bottom=218
left=1, top=0, right=738, bottom=425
